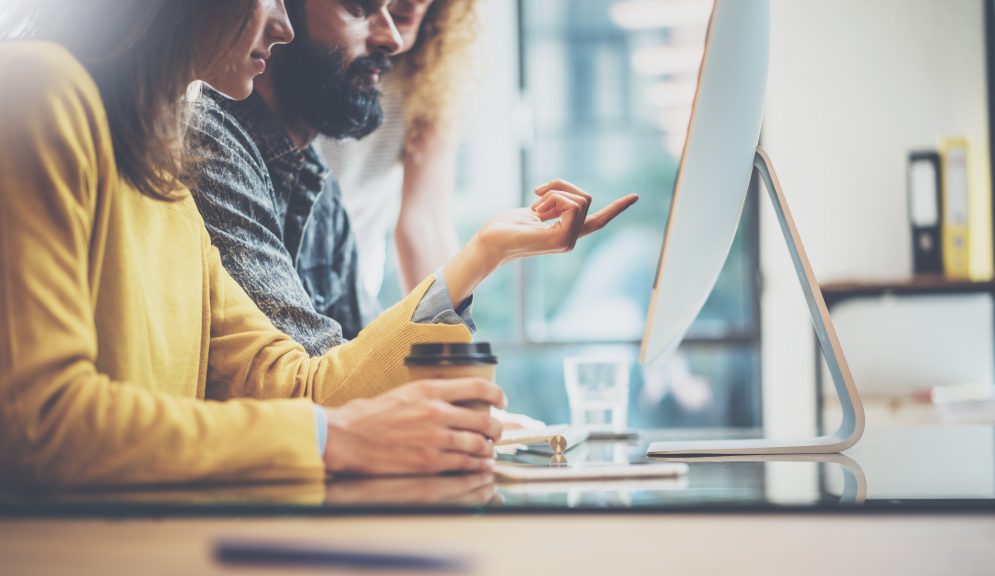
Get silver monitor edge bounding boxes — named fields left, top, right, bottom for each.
left=640, top=0, right=771, bottom=367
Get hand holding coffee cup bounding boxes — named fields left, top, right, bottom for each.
left=320, top=369, right=506, bottom=476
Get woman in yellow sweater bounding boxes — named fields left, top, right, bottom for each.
left=0, top=0, right=637, bottom=488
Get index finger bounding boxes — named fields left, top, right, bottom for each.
left=580, top=194, right=640, bottom=237
left=422, top=378, right=507, bottom=409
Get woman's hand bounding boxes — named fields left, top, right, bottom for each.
left=487, top=180, right=639, bottom=262
left=444, top=180, right=639, bottom=305
left=322, top=378, right=506, bottom=476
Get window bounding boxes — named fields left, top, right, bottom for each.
left=395, top=0, right=762, bottom=428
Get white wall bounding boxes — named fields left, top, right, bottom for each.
left=762, top=0, right=992, bottom=436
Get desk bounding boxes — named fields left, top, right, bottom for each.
left=3, top=426, right=995, bottom=574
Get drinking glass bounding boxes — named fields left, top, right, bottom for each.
left=563, top=356, right=630, bottom=432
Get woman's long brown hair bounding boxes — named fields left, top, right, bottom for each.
left=1, top=0, right=254, bottom=200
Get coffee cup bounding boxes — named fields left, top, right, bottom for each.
left=405, top=343, right=499, bottom=412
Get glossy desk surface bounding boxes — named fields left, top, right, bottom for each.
left=3, top=425, right=994, bottom=515
left=4, top=426, right=995, bottom=575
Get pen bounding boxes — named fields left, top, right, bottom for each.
left=214, top=538, right=468, bottom=572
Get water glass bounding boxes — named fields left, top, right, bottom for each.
left=563, top=356, right=630, bottom=432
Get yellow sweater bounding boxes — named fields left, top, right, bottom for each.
left=0, top=43, right=471, bottom=488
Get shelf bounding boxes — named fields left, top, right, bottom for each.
left=815, top=276, right=995, bottom=433
left=819, top=276, right=995, bottom=307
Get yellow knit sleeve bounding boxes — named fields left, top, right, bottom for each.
left=205, top=243, right=473, bottom=406
left=0, top=43, right=324, bottom=488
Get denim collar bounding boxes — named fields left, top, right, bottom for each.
left=206, top=88, right=331, bottom=183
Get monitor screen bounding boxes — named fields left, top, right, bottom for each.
left=641, top=0, right=770, bottom=366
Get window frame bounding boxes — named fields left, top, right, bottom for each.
left=511, top=0, right=764, bottom=349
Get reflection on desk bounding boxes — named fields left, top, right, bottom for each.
left=2, top=426, right=993, bottom=515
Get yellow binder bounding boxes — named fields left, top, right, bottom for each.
left=941, top=138, right=971, bottom=279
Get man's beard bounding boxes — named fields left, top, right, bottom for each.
left=271, top=34, right=392, bottom=140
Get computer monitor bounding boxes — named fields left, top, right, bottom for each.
left=639, top=0, right=865, bottom=455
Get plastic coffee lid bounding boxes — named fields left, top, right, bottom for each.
left=405, top=342, right=498, bottom=366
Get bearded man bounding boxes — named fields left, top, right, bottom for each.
left=187, top=0, right=479, bottom=354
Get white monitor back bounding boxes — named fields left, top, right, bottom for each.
left=638, top=0, right=864, bottom=456
left=640, top=0, right=770, bottom=366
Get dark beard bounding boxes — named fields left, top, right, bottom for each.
left=271, top=34, right=392, bottom=140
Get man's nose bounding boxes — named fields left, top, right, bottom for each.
left=370, top=6, right=403, bottom=56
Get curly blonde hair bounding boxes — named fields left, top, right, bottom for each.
left=392, top=0, right=482, bottom=152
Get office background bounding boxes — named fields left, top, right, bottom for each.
left=5, top=4, right=995, bottom=573
left=764, top=0, right=992, bottom=438
left=374, top=0, right=994, bottom=438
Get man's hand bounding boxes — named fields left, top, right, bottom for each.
left=322, top=378, right=506, bottom=476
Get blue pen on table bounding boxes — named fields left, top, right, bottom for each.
left=215, top=538, right=469, bottom=572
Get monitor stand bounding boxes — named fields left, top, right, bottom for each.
left=646, top=148, right=865, bottom=456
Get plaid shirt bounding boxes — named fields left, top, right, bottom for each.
left=186, top=89, right=379, bottom=355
